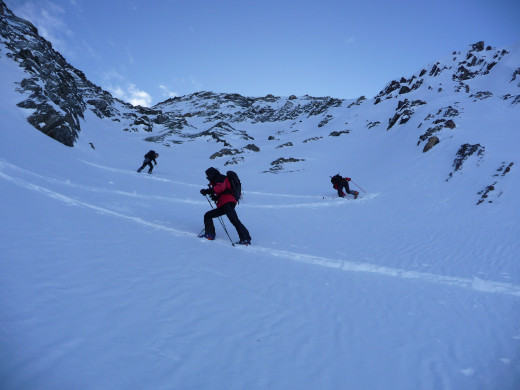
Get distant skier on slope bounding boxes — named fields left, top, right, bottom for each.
left=137, top=150, right=159, bottom=174
left=331, top=174, right=359, bottom=199
left=199, top=167, right=251, bottom=245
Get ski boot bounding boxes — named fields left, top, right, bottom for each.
left=198, top=232, right=215, bottom=240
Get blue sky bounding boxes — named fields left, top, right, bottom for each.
left=5, top=0, right=520, bottom=106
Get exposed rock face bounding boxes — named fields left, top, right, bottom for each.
left=423, top=136, right=439, bottom=153
left=417, top=106, right=459, bottom=147
left=0, top=0, right=154, bottom=146
left=1, top=5, right=85, bottom=146
left=266, top=157, right=305, bottom=173
left=209, top=143, right=260, bottom=163
left=447, top=143, right=485, bottom=181
left=374, top=41, right=512, bottom=107
left=475, top=162, right=514, bottom=205
left=452, top=42, right=504, bottom=82
left=275, top=142, right=293, bottom=149
left=453, top=144, right=485, bottom=171
left=387, top=99, right=427, bottom=130
left=329, top=130, right=350, bottom=137
left=154, top=92, right=344, bottom=125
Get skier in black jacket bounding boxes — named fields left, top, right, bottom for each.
left=137, top=150, right=159, bottom=174
left=331, top=174, right=359, bottom=199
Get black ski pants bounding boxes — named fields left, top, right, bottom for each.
left=204, top=202, right=251, bottom=241
left=138, top=158, right=154, bottom=173
left=337, top=180, right=353, bottom=197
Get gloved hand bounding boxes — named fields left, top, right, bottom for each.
left=200, top=188, right=209, bottom=196
left=345, top=177, right=351, bottom=181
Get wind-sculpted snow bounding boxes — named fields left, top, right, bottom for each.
left=1, top=115, right=519, bottom=390
left=1, top=3, right=520, bottom=387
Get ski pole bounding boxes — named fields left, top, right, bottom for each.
left=205, top=195, right=235, bottom=246
left=351, top=180, right=367, bottom=193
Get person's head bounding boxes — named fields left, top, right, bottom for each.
left=205, top=167, right=219, bottom=182
left=155, top=153, right=159, bottom=158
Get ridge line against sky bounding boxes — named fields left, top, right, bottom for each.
left=4, top=0, right=520, bottom=107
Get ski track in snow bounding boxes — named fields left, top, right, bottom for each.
left=80, top=159, right=376, bottom=206
left=2, top=162, right=520, bottom=298
left=5, top=160, right=374, bottom=208
left=81, top=159, right=201, bottom=187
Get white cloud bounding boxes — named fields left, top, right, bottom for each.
left=159, top=85, right=179, bottom=98
left=103, top=70, right=152, bottom=107
left=127, top=84, right=152, bottom=107
left=109, top=86, right=126, bottom=99
left=107, top=83, right=152, bottom=107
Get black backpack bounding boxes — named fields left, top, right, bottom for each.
left=331, top=174, right=342, bottom=185
left=226, top=171, right=242, bottom=204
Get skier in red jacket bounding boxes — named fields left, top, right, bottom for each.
left=199, top=167, right=251, bottom=245
left=331, top=174, right=359, bottom=199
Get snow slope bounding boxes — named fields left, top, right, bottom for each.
left=1, top=48, right=520, bottom=389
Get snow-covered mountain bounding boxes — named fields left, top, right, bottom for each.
left=1, top=1, right=520, bottom=389
left=2, top=0, right=519, bottom=203
left=2, top=0, right=519, bottom=150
